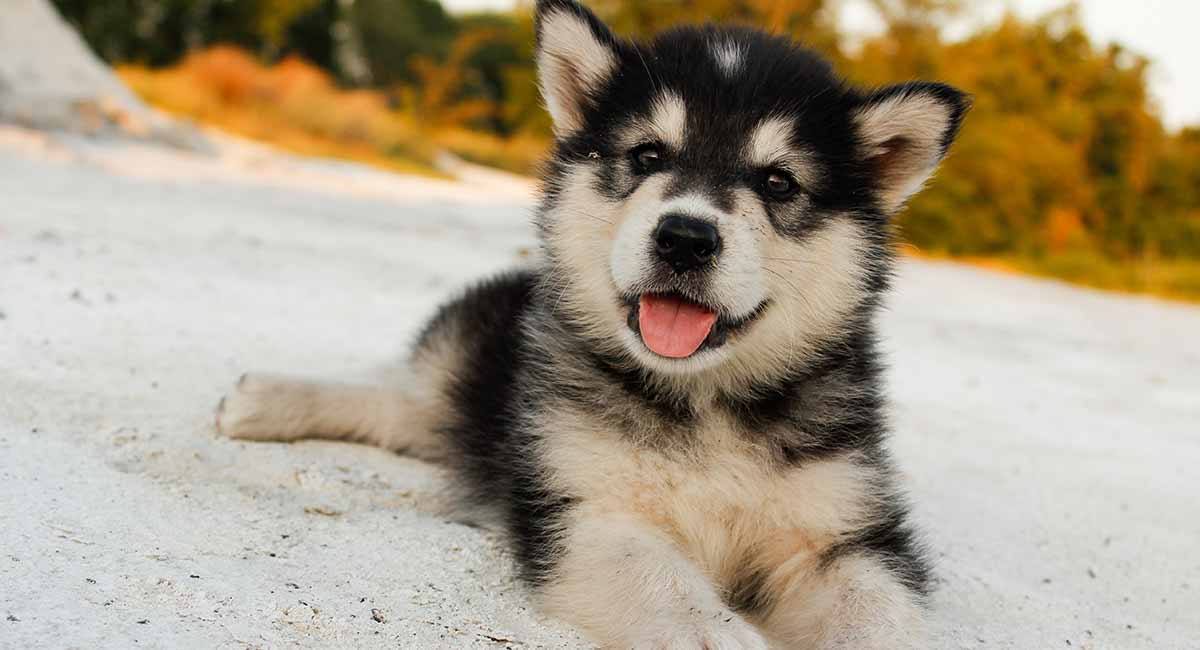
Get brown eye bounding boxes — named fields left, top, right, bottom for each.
left=631, top=144, right=665, bottom=174
left=763, top=170, right=798, bottom=199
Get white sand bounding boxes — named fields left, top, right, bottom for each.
left=1, top=128, right=1197, bottom=649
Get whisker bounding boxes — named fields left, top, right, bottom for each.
left=764, top=267, right=818, bottom=314
left=763, top=267, right=799, bottom=293
left=552, top=281, right=571, bottom=315
left=554, top=207, right=614, bottom=225
left=634, top=44, right=661, bottom=97
left=762, top=256, right=819, bottom=265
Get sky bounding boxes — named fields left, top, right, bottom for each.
left=442, top=0, right=1199, bottom=129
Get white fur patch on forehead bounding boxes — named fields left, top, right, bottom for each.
left=746, top=116, right=821, bottom=189
left=711, top=39, right=743, bottom=76
left=618, top=91, right=688, bottom=150
left=537, top=6, right=619, bottom=136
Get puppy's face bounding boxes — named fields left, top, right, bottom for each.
left=533, top=0, right=967, bottom=385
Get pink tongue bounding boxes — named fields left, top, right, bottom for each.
left=638, top=295, right=717, bottom=358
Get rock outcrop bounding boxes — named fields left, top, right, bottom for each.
left=0, top=0, right=205, bottom=148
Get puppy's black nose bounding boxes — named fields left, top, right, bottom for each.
left=653, top=215, right=720, bottom=273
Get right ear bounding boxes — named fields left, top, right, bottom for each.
left=535, top=0, right=621, bottom=138
left=853, top=82, right=970, bottom=214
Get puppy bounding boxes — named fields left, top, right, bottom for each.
left=218, top=1, right=968, bottom=647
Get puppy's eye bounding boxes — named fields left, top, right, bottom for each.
left=762, top=170, right=799, bottom=200
left=630, top=144, right=665, bottom=174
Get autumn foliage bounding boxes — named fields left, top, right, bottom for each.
left=66, top=0, right=1200, bottom=300
left=120, top=47, right=437, bottom=175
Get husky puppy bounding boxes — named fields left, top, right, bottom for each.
left=217, top=1, right=968, bottom=647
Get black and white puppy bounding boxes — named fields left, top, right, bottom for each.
left=217, top=1, right=968, bottom=647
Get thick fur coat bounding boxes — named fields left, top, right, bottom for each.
left=217, top=1, right=969, bottom=647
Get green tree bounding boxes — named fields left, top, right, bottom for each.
left=350, top=0, right=457, bottom=86
left=52, top=0, right=319, bottom=66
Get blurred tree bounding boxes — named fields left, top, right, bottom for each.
left=408, top=27, right=507, bottom=128
left=282, top=0, right=340, bottom=74
left=866, top=0, right=962, bottom=26
left=586, top=0, right=841, bottom=55
left=456, top=13, right=526, bottom=134
left=256, top=0, right=324, bottom=57
left=50, top=0, right=1200, bottom=278
left=50, top=0, right=180, bottom=65
left=350, top=0, right=456, bottom=86
left=52, top=0, right=318, bottom=65
left=1146, top=128, right=1200, bottom=257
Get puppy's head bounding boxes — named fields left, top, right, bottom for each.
left=533, top=0, right=968, bottom=388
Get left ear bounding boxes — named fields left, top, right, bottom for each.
left=534, top=0, right=622, bottom=138
left=854, top=82, right=970, bottom=214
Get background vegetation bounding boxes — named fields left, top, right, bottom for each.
left=53, top=0, right=1200, bottom=300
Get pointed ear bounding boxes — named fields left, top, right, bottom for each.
left=535, top=0, right=621, bottom=137
left=854, top=82, right=970, bottom=214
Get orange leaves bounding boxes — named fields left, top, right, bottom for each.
left=117, top=47, right=436, bottom=175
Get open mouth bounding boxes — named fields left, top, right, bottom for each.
left=625, top=293, right=767, bottom=359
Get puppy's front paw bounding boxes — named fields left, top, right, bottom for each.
left=633, top=611, right=768, bottom=650
left=214, top=373, right=307, bottom=442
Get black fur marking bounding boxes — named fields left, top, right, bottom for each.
left=592, top=153, right=645, bottom=202
left=717, top=324, right=890, bottom=465
left=819, top=491, right=932, bottom=598
left=414, top=271, right=572, bottom=585
left=662, top=172, right=737, bottom=214
left=728, top=564, right=775, bottom=616
left=586, top=350, right=696, bottom=426
left=762, top=195, right=839, bottom=242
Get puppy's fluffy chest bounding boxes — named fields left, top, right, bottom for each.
left=536, top=405, right=876, bottom=581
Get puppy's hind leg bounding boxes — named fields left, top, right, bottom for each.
left=215, top=372, right=447, bottom=462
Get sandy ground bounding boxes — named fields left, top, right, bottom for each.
left=1, top=127, right=1197, bottom=649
